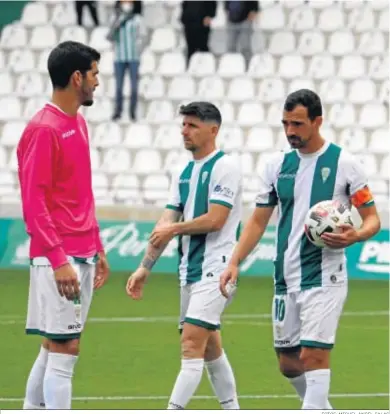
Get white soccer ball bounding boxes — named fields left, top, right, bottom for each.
left=304, top=200, right=354, bottom=248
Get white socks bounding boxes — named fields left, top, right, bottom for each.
left=206, top=352, right=239, bottom=409
left=302, top=369, right=332, bottom=409
left=23, top=347, right=49, bottom=409
left=167, top=358, right=204, bottom=409
left=43, top=352, right=78, bottom=409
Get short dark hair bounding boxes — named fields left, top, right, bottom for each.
left=179, top=101, right=222, bottom=126
left=47, top=41, right=101, bottom=89
left=284, top=89, right=322, bottom=121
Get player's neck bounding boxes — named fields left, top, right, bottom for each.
left=298, top=136, right=326, bottom=155
left=51, top=91, right=80, bottom=117
left=192, top=145, right=217, bottom=161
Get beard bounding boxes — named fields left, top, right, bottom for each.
left=287, top=135, right=308, bottom=149
left=81, top=99, right=94, bottom=107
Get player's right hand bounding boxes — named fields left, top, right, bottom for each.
left=219, top=264, right=239, bottom=298
left=54, top=263, right=80, bottom=301
left=126, top=268, right=149, bottom=300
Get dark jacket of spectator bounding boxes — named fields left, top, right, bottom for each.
left=180, top=1, right=217, bottom=25
left=224, top=1, right=259, bottom=23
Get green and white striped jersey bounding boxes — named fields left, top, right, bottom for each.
left=167, top=150, right=242, bottom=287
left=256, top=142, right=374, bottom=294
left=114, top=15, right=146, bottom=62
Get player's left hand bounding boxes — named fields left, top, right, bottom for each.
left=94, top=252, right=110, bottom=289
left=149, top=224, right=176, bottom=248
left=321, top=224, right=359, bottom=249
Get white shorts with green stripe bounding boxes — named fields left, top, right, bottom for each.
left=179, top=277, right=236, bottom=332
left=273, top=284, right=348, bottom=351
left=26, top=257, right=95, bottom=340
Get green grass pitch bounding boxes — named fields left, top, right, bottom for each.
left=0, top=270, right=388, bottom=409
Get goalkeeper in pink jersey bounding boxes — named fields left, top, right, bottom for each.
left=17, top=41, right=110, bottom=410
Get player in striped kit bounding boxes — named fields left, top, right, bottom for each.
left=220, top=89, right=380, bottom=409
left=127, top=102, right=241, bottom=409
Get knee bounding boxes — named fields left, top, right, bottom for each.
left=277, top=351, right=303, bottom=378
left=300, top=348, right=330, bottom=371
left=181, top=327, right=209, bottom=359
left=204, top=341, right=222, bottom=362
left=49, top=338, right=80, bottom=356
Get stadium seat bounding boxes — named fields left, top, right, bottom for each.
left=100, top=148, right=131, bottom=173
left=30, top=26, right=57, bottom=50
left=328, top=31, right=355, bottom=56
left=369, top=129, right=389, bottom=154
left=328, top=103, right=356, bottom=128
left=288, top=78, right=315, bottom=94
left=0, top=146, right=7, bottom=169
left=8, top=147, right=18, bottom=172
left=267, top=103, right=284, bottom=128
left=0, top=97, right=22, bottom=121
left=275, top=129, right=292, bottom=151
left=0, top=121, right=26, bottom=147
left=371, top=0, right=389, bottom=10
left=358, top=31, right=386, bottom=56
left=154, top=124, right=181, bottom=149
left=269, top=31, right=296, bottom=55
left=237, top=103, right=264, bottom=127
left=139, top=50, right=156, bottom=77
left=0, top=170, right=15, bottom=187
left=368, top=55, right=389, bottom=81
left=132, top=149, right=162, bottom=173
left=368, top=179, right=388, bottom=197
left=379, top=155, right=389, bottom=179
left=146, top=100, right=174, bottom=124
left=92, top=172, right=109, bottom=190
left=0, top=51, right=4, bottom=70
left=112, top=173, right=140, bottom=195
left=307, top=54, right=336, bottom=80
left=238, top=152, right=254, bottom=175
left=379, top=8, right=389, bottom=32
left=355, top=153, right=378, bottom=177
left=85, top=98, right=112, bottom=122
left=217, top=126, right=244, bottom=151
left=218, top=53, right=246, bottom=78
left=343, top=0, right=366, bottom=9
left=288, top=7, right=315, bottom=31
left=158, top=52, right=186, bottom=77
left=298, top=31, right=325, bottom=56
left=227, top=78, right=255, bottom=102
left=217, top=102, right=235, bottom=124
left=348, top=78, right=376, bottom=104
left=124, top=123, right=153, bottom=148
left=89, top=148, right=100, bottom=170
left=59, top=26, right=88, bottom=44
left=359, top=102, right=387, bottom=129
left=89, top=27, right=111, bottom=52
left=318, top=6, right=345, bottom=32
left=258, top=78, right=285, bottom=103
left=338, top=55, right=366, bottom=80
left=188, top=52, right=216, bottom=78
left=258, top=5, right=285, bottom=30
left=149, top=27, right=176, bottom=52
left=143, top=2, right=168, bottom=29
left=36, top=49, right=51, bottom=74
left=0, top=24, right=28, bottom=50
left=321, top=125, right=336, bottom=143
left=8, top=49, right=35, bottom=74
left=347, top=7, right=375, bottom=32
left=16, top=73, right=45, bottom=97
left=143, top=76, right=165, bottom=100
left=246, top=126, right=274, bottom=152
left=379, top=80, right=389, bottom=103
left=339, top=128, right=367, bottom=153
left=143, top=173, right=170, bottom=202
left=163, top=150, right=191, bottom=174
left=21, top=2, right=49, bottom=26
left=168, top=76, right=196, bottom=101
left=197, top=76, right=225, bottom=100
left=319, top=79, right=346, bottom=104
left=309, top=0, right=335, bottom=9
left=247, top=53, right=276, bottom=79
left=50, top=3, right=77, bottom=27
left=93, top=122, right=122, bottom=148
left=0, top=72, right=14, bottom=96
left=278, top=55, right=305, bottom=79
left=23, top=98, right=47, bottom=120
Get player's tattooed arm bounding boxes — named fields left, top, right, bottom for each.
left=140, top=209, right=182, bottom=271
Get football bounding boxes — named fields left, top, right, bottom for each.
left=304, top=200, right=354, bottom=248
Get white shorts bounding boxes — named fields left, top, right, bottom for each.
left=26, top=260, right=95, bottom=340
left=179, top=278, right=236, bottom=332
left=272, top=285, right=348, bottom=350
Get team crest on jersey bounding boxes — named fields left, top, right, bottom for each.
left=321, top=167, right=330, bottom=183
left=201, top=172, right=209, bottom=184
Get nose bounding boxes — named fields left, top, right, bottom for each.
left=286, top=125, right=296, bottom=137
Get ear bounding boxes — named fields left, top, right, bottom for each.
left=71, top=70, right=83, bottom=88
left=315, top=116, right=323, bottom=129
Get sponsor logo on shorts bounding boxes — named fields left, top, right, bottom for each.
left=275, top=340, right=290, bottom=346
left=206, top=272, right=214, bottom=278
left=68, top=323, right=81, bottom=330
left=330, top=274, right=337, bottom=283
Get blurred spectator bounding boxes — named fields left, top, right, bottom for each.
left=74, top=1, right=99, bottom=27
left=225, top=1, right=259, bottom=66
left=180, top=1, right=217, bottom=66
left=107, top=0, right=144, bottom=121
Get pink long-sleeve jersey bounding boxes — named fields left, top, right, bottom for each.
left=17, top=103, right=104, bottom=270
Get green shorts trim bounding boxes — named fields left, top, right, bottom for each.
left=184, top=317, right=220, bottom=331
left=300, top=340, right=334, bottom=350
left=26, top=328, right=81, bottom=340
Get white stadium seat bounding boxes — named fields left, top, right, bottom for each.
left=8, top=49, right=35, bottom=74
left=84, top=99, right=112, bottom=122
left=328, top=31, right=355, bottom=56
left=150, top=27, right=176, bottom=52
left=328, top=103, right=356, bottom=128
left=51, top=3, right=77, bottom=27
left=309, top=0, right=335, bottom=9
left=368, top=56, right=389, bottom=81
left=23, top=98, right=47, bottom=120
left=246, top=126, right=274, bottom=152
left=59, top=26, right=88, bottom=44
left=0, top=97, right=22, bottom=121
left=358, top=31, right=386, bottom=56
left=379, top=80, right=389, bottom=103
left=348, top=79, right=376, bottom=104
left=132, top=149, right=162, bottom=174
left=339, top=128, right=367, bottom=153
left=197, top=77, right=225, bottom=100
left=298, top=31, right=325, bottom=56
left=338, top=55, right=366, bottom=80
left=124, top=123, right=153, bottom=149
left=30, top=26, right=57, bottom=50
left=98, top=50, right=114, bottom=76
left=369, top=129, right=389, bottom=154
left=93, top=122, right=122, bottom=148
left=168, top=76, right=196, bottom=101
left=359, top=102, right=387, bottom=129
left=307, top=55, right=336, bottom=80
left=217, top=126, right=244, bottom=151
left=158, top=52, right=186, bottom=77
left=379, top=8, right=389, bottom=32
left=188, top=52, right=216, bottom=77
left=15, top=73, right=44, bottom=97
left=143, top=174, right=170, bottom=202
left=267, top=103, right=284, bottom=128
left=258, top=78, right=285, bottom=103
left=248, top=53, right=276, bottom=79
left=218, top=102, right=235, bottom=124
left=371, top=0, right=389, bottom=11
left=347, top=7, right=375, bottom=32
left=278, top=55, right=305, bottom=79
left=143, top=2, right=168, bottom=29
left=37, top=49, right=51, bottom=74
left=288, top=7, right=315, bottom=31
left=0, top=51, right=4, bottom=70
left=139, top=50, right=156, bottom=76
left=269, top=32, right=296, bottom=55
left=100, top=148, right=131, bottom=173
left=154, top=124, right=181, bottom=149
left=143, top=76, right=165, bottom=100
left=8, top=147, right=18, bottom=172
left=258, top=5, right=285, bottom=30
left=355, top=154, right=378, bottom=177
left=0, top=72, right=14, bottom=96
left=89, top=27, right=111, bottom=52
left=0, top=24, right=28, bottom=50
left=319, top=79, right=346, bottom=104
left=227, top=78, right=255, bottom=102
left=146, top=100, right=174, bottom=124
left=21, top=2, right=49, bottom=26
left=0, top=122, right=26, bottom=147
left=379, top=156, right=389, bottom=179
left=0, top=146, right=7, bottom=169
left=288, top=78, right=315, bottom=94
left=237, top=103, right=264, bottom=127
left=318, top=7, right=345, bottom=32
left=218, top=53, right=246, bottom=78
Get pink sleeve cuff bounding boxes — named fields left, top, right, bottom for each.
left=46, top=246, right=68, bottom=270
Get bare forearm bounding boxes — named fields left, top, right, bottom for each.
left=140, top=241, right=169, bottom=271
left=172, top=213, right=221, bottom=236
left=356, top=214, right=381, bottom=242
left=230, top=218, right=267, bottom=266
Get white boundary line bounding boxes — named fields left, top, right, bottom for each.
left=0, top=393, right=388, bottom=402
left=0, top=310, right=388, bottom=325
